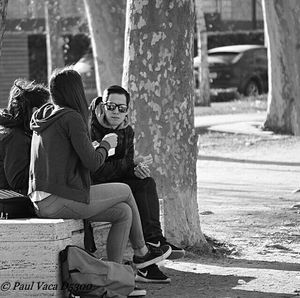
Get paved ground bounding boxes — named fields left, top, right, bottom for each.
left=194, top=112, right=266, bottom=131
left=141, top=113, right=300, bottom=298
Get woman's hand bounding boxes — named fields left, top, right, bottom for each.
left=92, top=140, right=100, bottom=149
left=134, top=162, right=151, bottom=179
left=102, top=133, right=118, bottom=148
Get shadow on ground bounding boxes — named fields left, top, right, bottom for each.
left=142, top=263, right=297, bottom=298
left=198, top=154, right=300, bottom=167
left=195, top=255, right=300, bottom=272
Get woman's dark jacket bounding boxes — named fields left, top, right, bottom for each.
left=90, top=100, right=135, bottom=184
left=0, top=110, right=31, bottom=194
left=30, top=103, right=110, bottom=203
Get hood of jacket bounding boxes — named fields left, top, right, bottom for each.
left=89, top=97, right=130, bottom=130
left=30, top=103, right=74, bottom=133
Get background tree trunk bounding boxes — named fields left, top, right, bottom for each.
left=44, top=0, right=65, bottom=80
left=123, top=0, right=209, bottom=250
left=195, top=0, right=210, bottom=106
left=0, top=0, right=8, bottom=56
left=83, top=0, right=126, bottom=95
left=262, top=0, right=300, bottom=135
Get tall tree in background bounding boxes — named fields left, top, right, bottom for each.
left=44, top=0, right=65, bottom=80
left=195, top=0, right=210, bottom=106
left=262, top=0, right=300, bottom=135
left=0, top=0, right=8, bottom=56
left=123, top=0, right=209, bottom=250
left=83, top=0, right=126, bottom=95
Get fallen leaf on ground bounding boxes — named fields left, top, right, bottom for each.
left=292, top=202, right=300, bottom=209
left=200, top=210, right=214, bottom=215
left=265, top=244, right=292, bottom=250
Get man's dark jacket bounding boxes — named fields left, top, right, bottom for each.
left=89, top=99, right=135, bottom=184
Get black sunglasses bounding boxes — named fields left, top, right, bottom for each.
left=104, top=102, right=128, bottom=113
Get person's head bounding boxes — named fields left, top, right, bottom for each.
left=99, top=85, right=130, bottom=128
left=49, top=66, right=89, bottom=125
left=7, top=79, right=49, bottom=133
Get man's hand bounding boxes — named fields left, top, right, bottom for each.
left=134, top=162, right=151, bottom=179
left=134, top=154, right=153, bottom=166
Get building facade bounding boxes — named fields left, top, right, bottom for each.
left=200, top=0, right=263, bottom=32
left=0, top=0, right=264, bottom=107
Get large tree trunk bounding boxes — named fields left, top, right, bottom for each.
left=262, top=0, right=300, bottom=135
left=123, top=0, right=209, bottom=250
left=195, top=0, right=210, bottom=106
left=83, top=0, right=126, bottom=95
left=44, top=0, right=65, bottom=80
left=0, top=0, right=8, bottom=56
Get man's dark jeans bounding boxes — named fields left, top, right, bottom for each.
left=121, top=177, right=163, bottom=242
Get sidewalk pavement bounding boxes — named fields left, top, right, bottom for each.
left=194, top=112, right=271, bottom=136
left=142, top=111, right=300, bottom=297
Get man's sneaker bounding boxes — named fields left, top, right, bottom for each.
left=165, top=241, right=185, bottom=260
left=128, top=286, right=147, bottom=297
left=147, top=240, right=185, bottom=260
left=136, top=264, right=171, bottom=283
left=133, top=244, right=171, bottom=269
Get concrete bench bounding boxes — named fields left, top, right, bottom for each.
left=0, top=200, right=164, bottom=297
left=0, top=219, right=111, bottom=297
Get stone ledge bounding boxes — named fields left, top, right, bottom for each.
left=0, top=218, right=82, bottom=241
left=0, top=199, right=165, bottom=297
left=0, top=219, right=110, bottom=297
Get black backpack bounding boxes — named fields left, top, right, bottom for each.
left=59, top=245, right=135, bottom=298
left=0, top=189, right=37, bottom=219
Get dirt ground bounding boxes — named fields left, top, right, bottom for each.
left=141, top=130, right=300, bottom=298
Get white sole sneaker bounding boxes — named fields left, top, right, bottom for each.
left=135, top=273, right=171, bottom=283
left=134, top=245, right=172, bottom=269
left=128, top=287, right=147, bottom=297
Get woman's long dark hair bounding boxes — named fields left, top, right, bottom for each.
left=49, top=66, right=89, bottom=127
left=6, top=79, right=49, bottom=133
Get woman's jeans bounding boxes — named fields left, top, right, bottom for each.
left=36, top=183, right=145, bottom=263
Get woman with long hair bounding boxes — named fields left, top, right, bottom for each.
left=29, top=67, right=171, bottom=270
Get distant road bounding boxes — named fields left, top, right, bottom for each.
left=194, top=112, right=267, bottom=129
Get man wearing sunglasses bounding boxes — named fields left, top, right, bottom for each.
left=89, top=85, right=185, bottom=284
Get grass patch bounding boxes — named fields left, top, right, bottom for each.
left=195, top=93, right=267, bottom=117
left=204, top=234, right=240, bottom=257
left=183, top=234, right=240, bottom=259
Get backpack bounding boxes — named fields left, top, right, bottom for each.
left=59, top=245, right=135, bottom=298
left=0, top=189, right=37, bottom=219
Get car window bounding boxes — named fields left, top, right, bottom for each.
left=239, top=51, right=254, bottom=64
left=208, top=52, right=240, bottom=65
left=254, top=49, right=267, bottom=65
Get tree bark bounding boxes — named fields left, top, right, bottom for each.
left=83, top=0, right=126, bottom=95
left=44, top=0, right=65, bottom=80
left=123, top=0, right=209, bottom=250
left=195, top=0, right=210, bottom=106
left=262, top=0, right=300, bottom=135
left=0, top=0, right=8, bottom=56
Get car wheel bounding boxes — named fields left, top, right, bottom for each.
left=243, top=79, right=261, bottom=97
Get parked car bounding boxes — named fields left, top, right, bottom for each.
left=194, top=44, right=268, bottom=97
